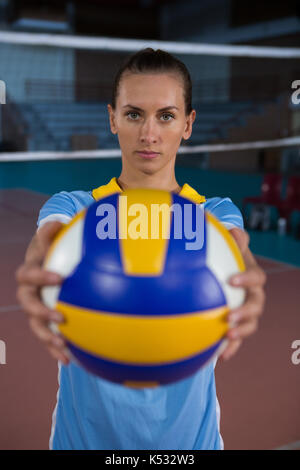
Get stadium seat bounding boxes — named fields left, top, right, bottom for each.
left=274, top=175, right=300, bottom=223
left=243, top=173, right=283, bottom=209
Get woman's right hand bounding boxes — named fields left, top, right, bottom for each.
left=16, top=221, right=70, bottom=365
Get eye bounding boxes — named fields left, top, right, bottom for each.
left=126, top=111, right=140, bottom=120
left=161, top=113, right=174, bottom=121
left=125, top=111, right=175, bottom=122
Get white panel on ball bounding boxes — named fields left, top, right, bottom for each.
left=206, top=218, right=245, bottom=310
left=42, top=217, right=84, bottom=309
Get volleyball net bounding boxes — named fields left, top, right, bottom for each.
left=0, top=30, right=300, bottom=173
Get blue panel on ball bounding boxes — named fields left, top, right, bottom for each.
left=82, top=192, right=124, bottom=274
left=59, top=193, right=226, bottom=314
left=59, top=263, right=226, bottom=315
left=67, top=340, right=223, bottom=386
left=165, top=193, right=207, bottom=272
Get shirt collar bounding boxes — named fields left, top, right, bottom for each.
left=92, top=177, right=206, bottom=204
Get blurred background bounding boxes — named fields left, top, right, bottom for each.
left=0, top=0, right=300, bottom=450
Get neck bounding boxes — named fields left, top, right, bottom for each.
left=117, top=161, right=181, bottom=194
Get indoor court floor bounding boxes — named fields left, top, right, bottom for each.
left=0, top=188, right=299, bottom=450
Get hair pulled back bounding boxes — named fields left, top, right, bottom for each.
left=111, top=48, right=193, bottom=116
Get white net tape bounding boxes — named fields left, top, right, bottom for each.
left=0, top=31, right=300, bottom=58
left=0, top=136, right=299, bottom=163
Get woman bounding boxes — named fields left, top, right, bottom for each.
left=16, top=48, right=266, bottom=450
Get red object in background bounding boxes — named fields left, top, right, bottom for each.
left=243, top=173, right=283, bottom=208
left=274, top=175, right=300, bottom=220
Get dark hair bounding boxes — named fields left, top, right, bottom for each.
left=111, top=48, right=193, bottom=116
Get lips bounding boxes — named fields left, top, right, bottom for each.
left=137, top=150, right=160, bottom=159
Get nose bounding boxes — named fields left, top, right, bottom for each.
left=139, top=118, right=159, bottom=145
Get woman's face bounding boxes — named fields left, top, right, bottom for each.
left=107, top=73, right=196, bottom=175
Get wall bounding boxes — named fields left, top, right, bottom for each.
left=0, top=158, right=262, bottom=214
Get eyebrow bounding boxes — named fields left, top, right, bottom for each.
left=122, top=104, right=179, bottom=112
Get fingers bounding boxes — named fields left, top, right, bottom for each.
left=220, top=230, right=267, bottom=362
left=229, top=264, right=267, bottom=288
left=229, top=227, right=250, bottom=255
left=227, top=286, right=265, bottom=340
left=17, top=284, right=67, bottom=362
left=220, top=338, right=242, bottom=361
left=16, top=264, right=62, bottom=287
left=220, top=282, right=266, bottom=362
left=29, top=317, right=70, bottom=365
left=228, top=287, right=265, bottom=323
left=15, top=220, right=69, bottom=367
left=29, top=317, right=64, bottom=347
left=47, top=345, right=70, bottom=365
left=17, top=284, right=63, bottom=321
left=227, top=318, right=258, bottom=342
left=19, top=285, right=69, bottom=365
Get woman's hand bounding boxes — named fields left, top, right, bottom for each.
left=16, top=221, right=70, bottom=365
left=220, top=227, right=266, bottom=361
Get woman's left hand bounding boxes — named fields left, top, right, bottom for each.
left=219, top=227, right=267, bottom=361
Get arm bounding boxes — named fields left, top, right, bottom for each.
left=220, top=227, right=267, bottom=361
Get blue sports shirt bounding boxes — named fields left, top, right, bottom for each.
left=37, top=177, right=244, bottom=450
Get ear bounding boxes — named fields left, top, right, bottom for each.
left=182, top=109, right=196, bottom=141
left=107, top=104, right=118, bottom=135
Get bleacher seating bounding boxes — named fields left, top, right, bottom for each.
left=18, top=100, right=262, bottom=152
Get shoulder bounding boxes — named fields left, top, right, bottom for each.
left=204, top=196, right=244, bottom=230
left=37, top=190, right=94, bottom=229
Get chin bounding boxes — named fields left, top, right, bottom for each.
left=140, top=165, right=159, bottom=176
left=135, top=158, right=161, bottom=174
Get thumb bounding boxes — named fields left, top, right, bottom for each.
left=38, top=220, right=64, bottom=241
left=37, top=221, right=64, bottom=255
left=229, top=227, right=249, bottom=255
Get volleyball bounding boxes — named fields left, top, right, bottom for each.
left=41, top=188, right=245, bottom=387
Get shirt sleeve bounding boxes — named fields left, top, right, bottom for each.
left=204, top=197, right=244, bottom=230
left=37, top=191, right=77, bottom=229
